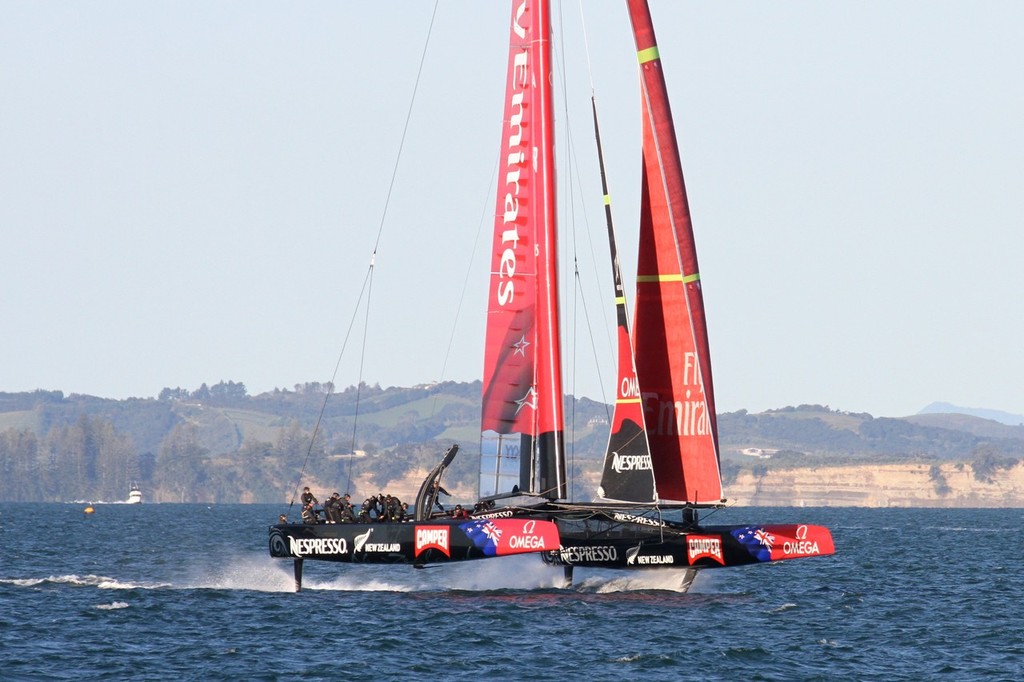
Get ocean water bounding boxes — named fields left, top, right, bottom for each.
left=2, top=503, right=1021, bottom=681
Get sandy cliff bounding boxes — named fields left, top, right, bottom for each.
left=726, top=461, right=1024, bottom=507
left=307, top=462, right=1024, bottom=509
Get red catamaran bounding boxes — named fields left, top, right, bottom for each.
left=270, top=0, right=834, bottom=590
left=474, top=0, right=832, bottom=586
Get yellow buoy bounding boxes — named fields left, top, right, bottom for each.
left=84, top=505, right=95, bottom=514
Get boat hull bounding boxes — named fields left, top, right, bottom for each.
left=540, top=520, right=835, bottom=569
left=269, top=517, right=560, bottom=566
left=461, top=503, right=835, bottom=570
left=544, top=519, right=834, bottom=570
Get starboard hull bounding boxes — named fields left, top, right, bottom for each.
left=543, top=516, right=835, bottom=570
left=463, top=504, right=835, bottom=570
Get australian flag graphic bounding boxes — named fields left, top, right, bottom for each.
left=731, top=525, right=775, bottom=562
left=460, top=520, right=503, bottom=556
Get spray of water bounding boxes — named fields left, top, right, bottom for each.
left=10, top=553, right=710, bottom=595
left=578, top=568, right=701, bottom=593
left=228, top=555, right=710, bottom=594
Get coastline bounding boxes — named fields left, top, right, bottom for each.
left=725, top=461, right=1024, bottom=507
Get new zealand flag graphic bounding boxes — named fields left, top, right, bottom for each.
left=460, top=520, right=503, bottom=556
left=731, top=525, right=775, bottom=562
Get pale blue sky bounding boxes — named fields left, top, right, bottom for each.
left=2, top=1, right=1021, bottom=419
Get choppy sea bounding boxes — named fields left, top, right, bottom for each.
left=2, top=503, right=1021, bottom=680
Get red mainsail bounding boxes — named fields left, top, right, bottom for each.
left=627, top=0, right=723, bottom=504
left=480, top=0, right=565, bottom=500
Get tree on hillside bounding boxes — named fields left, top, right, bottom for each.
left=0, top=417, right=139, bottom=501
left=970, top=444, right=1019, bottom=483
left=156, top=424, right=210, bottom=502
left=0, top=428, right=40, bottom=499
left=208, top=380, right=248, bottom=405
left=158, top=387, right=190, bottom=401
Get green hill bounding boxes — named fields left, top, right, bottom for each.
left=1, top=385, right=1021, bottom=503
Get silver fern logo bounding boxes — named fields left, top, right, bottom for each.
left=354, top=528, right=373, bottom=552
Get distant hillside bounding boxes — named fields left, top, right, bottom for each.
left=918, top=401, right=1024, bottom=427
left=2, top=386, right=1023, bottom=505
left=717, top=404, right=1024, bottom=471
left=0, top=382, right=611, bottom=504
left=904, top=413, right=1024, bottom=440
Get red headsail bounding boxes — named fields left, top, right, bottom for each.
left=627, top=0, right=723, bottom=504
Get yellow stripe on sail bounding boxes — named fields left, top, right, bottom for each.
left=616, top=397, right=641, bottom=405
left=637, top=46, right=660, bottom=64
left=636, top=273, right=700, bottom=283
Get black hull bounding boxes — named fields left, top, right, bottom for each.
left=269, top=516, right=560, bottom=566
left=269, top=444, right=832, bottom=586
left=270, top=521, right=475, bottom=566
left=545, top=522, right=818, bottom=570
left=270, top=506, right=833, bottom=571
left=483, top=505, right=835, bottom=570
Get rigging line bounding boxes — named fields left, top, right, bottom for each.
left=569, top=98, right=617, bottom=407
left=572, top=266, right=609, bottom=420
left=568, top=253, right=578, bottom=503
left=287, top=259, right=374, bottom=511
left=562, top=116, right=612, bottom=419
left=572, top=0, right=625, bottom=399
left=369, top=0, right=441, bottom=254
left=554, top=2, right=581, bottom=502
left=346, top=259, right=377, bottom=493
left=290, top=0, right=441, bottom=507
left=576, top=0, right=597, bottom=95
left=697, top=504, right=727, bottom=523
left=565, top=155, right=611, bottom=445
left=430, top=153, right=499, bottom=420
left=554, top=48, right=614, bottom=411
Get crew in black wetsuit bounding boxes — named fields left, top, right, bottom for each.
left=381, top=494, right=402, bottom=522
left=359, top=498, right=376, bottom=522
left=324, top=492, right=342, bottom=523
left=300, top=487, right=320, bottom=523
left=430, top=480, right=451, bottom=511
left=300, top=487, right=318, bottom=508
left=389, top=495, right=402, bottom=521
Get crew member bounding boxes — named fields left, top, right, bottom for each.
left=430, top=480, right=450, bottom=511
